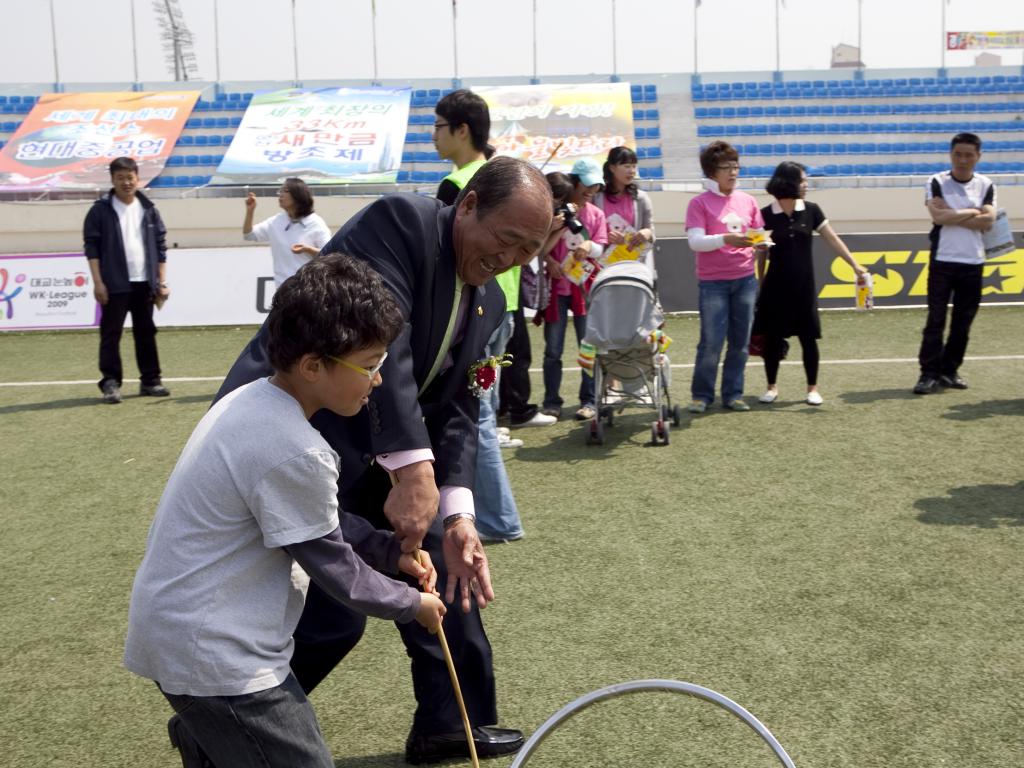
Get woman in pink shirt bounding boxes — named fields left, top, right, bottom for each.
left=540, top=161, right=608, bottom=421
left=685, top=141, right=765, bottom=412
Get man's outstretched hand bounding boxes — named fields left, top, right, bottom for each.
left=442, top=518, right=494, bottom=612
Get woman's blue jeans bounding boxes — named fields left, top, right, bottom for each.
left=691, top=275, right=758, bottom=405
left=542, top=294, right=594, bottom=411
left=474, top=312, right=524, bottom=540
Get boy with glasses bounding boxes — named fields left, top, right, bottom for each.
left=125, top=254, right=446, bottom=768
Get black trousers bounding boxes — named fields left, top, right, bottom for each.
left=291, top=464, right=498, bottom=735
left=498, top=307, right=539, bottom=423
left=763, top=334, right=820, bottom=386
left=918, top=260, right=983, bottom=378
left=98, top=282, right=161, bottom=389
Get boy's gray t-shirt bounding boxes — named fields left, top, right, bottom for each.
left=124, top=378, right=418, bottom=697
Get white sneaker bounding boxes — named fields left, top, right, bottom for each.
left=758, top=390, right=778, bottom=403
left=511, top=411, right=556, bottom=428
left=498, top=433, right=524, bottom=449
left=806, top=391, right=823, bottom=406
left=497, top=426, right=510, bottom=436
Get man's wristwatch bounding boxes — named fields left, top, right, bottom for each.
left=442, top=513, right=475, bottom=530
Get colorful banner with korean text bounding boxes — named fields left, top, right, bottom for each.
left=472, top=83, right=635, bottom=173
left=0, top=91, right=199, bottom=191
left=211, top=87, right=410, bottom=185
left=947, top=31, right=1024, bottom=50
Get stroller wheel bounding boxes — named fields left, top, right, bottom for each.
left=605, top=409, right=614, bottom=427
left=586, top=419, right=605, bottom=446
left=651, top=421, right=669, bottom=446
left=671, top=404, right=682, bottom=426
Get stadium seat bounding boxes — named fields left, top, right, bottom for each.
left=644, top=109, right=659, bottom=121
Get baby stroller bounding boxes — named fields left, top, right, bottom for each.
left=582, top=261, right=681, bottom=446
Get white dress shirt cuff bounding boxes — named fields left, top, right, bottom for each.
left=376, top=449, right=435, bottom=472
left=439, top=486, right=475, bottom=521
left=686, top=228, right=727, bottom=252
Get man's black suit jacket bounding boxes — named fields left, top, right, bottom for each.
left=216, top=193, right=506, bottom=499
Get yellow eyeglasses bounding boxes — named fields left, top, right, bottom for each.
left=327, top=351, right=388, bottom=379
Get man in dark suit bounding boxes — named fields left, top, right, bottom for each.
left=204, top=157, right=552, bottom=766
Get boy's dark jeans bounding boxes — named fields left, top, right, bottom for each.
left=160, top=673, right=334, bottom=767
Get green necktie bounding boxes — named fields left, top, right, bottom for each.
left=419, top=275, right=466, bottom=397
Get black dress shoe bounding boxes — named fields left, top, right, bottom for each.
left=939, top=374, right=968, bottom=389
left=913, top=376, right=939, bottom=395
left=140, top=383, right=171, bottom=397
left=405, top=725, right=524, bottom=764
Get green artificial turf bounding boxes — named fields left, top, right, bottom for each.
left=0, top=307, right=1022, bottom=767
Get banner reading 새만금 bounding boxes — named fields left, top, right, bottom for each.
left=473, top=83, right=635, bottom=173
left=0, top=91, right=199, bottom=191
left=211, top=87, right=410, bottom=185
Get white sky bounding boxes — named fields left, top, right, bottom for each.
left=0, top=0, right=1022, bottom=85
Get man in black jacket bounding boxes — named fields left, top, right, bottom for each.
left=211, top=156, right=553, bottom=765
left=83, top=157, right=171, bottom=404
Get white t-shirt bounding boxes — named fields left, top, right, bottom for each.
left=244, top=211, right=332, bottom=286
left=926, top=171, right=996, bottom=266
left=124, top=378, right=342, bottom=696
left=111, top=196, right=147, bottom=281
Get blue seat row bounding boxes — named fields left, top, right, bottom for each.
left=405, top=150, right=442, bottom=163
left=698, top=121, right=1024, bottom=137
left=638, top=165, right=663, bottom=179
left=700, top=75, right=1023, bottom=93
left=696, top=103, right=1024, bottom=119
left=636, top=146, right=662, bottom=159
left=185, top=117, right=243, bottom=129
left=192, top=98, right=251, bottom=112
left=636, top=126, right=660, bottom=140
left=728, top=140, right=1024, bottom=156
left=1, top=103, right=31, bottom=114
left=1, top=120, right=20, bottom=131
left=632, top=108, right=660, bottom=121
left=630, top=84, right=659, bottom=104
left=165, top=155, right=224, bottom=167
left=176, top=134, right=237, bottom=146
left=149, top=174, right=212, bottom=187
left=693, top=82, right=1024, bottom=101
left=0, top=95, right=38, bottom=105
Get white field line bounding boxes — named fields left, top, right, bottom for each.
left=2, top=355, right=1023, bottom=388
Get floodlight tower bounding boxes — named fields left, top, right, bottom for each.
left=153, top=0, right=198, bottom=81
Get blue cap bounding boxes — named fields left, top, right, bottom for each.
left=570, top=157, right=603, bottom=187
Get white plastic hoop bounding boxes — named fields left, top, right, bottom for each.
left=509, top=679, right=796, bottom=768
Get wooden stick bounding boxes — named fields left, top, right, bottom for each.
left=387, top=470, right=479, bottom=768
left=415, top=550, right=480, bottom=768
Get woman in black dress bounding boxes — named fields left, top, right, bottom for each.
left=753, top=162, right=866, bottom=406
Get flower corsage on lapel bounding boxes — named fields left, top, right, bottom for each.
left=467, top=354, right=512, bottom=397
